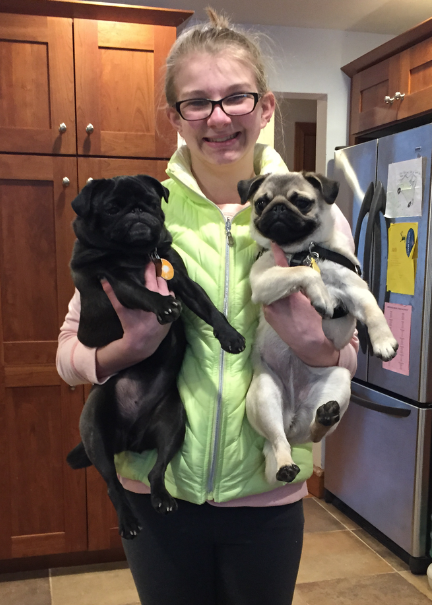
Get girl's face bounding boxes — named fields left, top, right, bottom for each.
left=166, top=53, right=275, bottom=170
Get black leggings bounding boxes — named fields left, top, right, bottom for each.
left=122, top=492, right=304, bottom=605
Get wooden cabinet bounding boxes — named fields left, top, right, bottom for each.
left=0, top=15, right=76, bottom=154
left=344, top=18, right=432, bottom=142
left=0, top=1, right=193, bottom=563
left=0, top=154, right=87, bottom=559
left=74, top=19, right=176, bottom=158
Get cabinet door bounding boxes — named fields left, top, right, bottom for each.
left=77, top=157, right=168, bottom=550
left=397, top=37, right=432, bottom=120
left=0, top=15, right=76, bottom=155
left=0, top=155, right=87, bottom=559
left=350, top=57, right=401, bottom=134
left=74, top=20, right=177, bottom=159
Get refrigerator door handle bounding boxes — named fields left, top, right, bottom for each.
left=363, top=180, right=386, bottom=290
left=365, top=181, right=387, bottom=301
left=356, top=181, right=383, bottom=354
left=351, top=393, right=411, bottom=417
left=354, top=181, right=375, bottom=257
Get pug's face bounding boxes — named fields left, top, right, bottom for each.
left=71, top=175, right=169, bottom=251
left=237, top=172, right=339, bottom=250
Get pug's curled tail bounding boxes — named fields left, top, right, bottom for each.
left=66, top=442, right=92, bottom=469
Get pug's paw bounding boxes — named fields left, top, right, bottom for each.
left=215, top=327, right=246, bottom=354
left=156, top=297, right=182, bottom=324
left=373, top=336, right=399, bottom=361
left=117, top=506, right=142, bottom=540
left=316, top=400, right=340, bottom=427
left=276, top=464, right=300, bottom=483
left=305, top=283, right=334, bottom=319
left=151, top=489, right=178, bottom=515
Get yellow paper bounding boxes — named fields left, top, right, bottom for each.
left=386, top=222, right=418, bottom=295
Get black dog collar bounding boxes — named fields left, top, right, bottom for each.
left=290, top=242, right=362, bottom=277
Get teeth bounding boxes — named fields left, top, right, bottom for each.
left=208, top=134, right=236, bottom=142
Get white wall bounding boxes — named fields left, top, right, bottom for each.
left=252, top=25, right=393, bottom=172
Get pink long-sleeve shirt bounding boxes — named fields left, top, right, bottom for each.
left=57, top=203, right=359, bottom=506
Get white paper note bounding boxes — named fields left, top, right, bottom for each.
left=385, top=158, right=423, bottom=218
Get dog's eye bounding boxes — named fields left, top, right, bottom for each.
left=255, top=196, right=269, bottom=213
left=295, top=197, right=313, bottom=213
left=106, top=206, right=120, bottom=215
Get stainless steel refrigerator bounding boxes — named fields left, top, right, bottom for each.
left=324, top=123, right=432, bottom=574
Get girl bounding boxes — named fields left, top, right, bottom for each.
left=57, top=9, right=358, bottom=605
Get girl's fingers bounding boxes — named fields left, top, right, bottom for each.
left=100, top=279, right=123, bottom=312
left=144, top=263, right=171, bottom=295
left=270, top=241, right=289, bottom=267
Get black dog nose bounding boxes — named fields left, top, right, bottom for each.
left=132, top=207, right=145, bottom=214
left=271, top=203, right=287, bottom=215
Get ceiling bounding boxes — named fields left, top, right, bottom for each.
left=120, top=0, right=432, bottom=35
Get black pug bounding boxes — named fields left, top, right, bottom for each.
left=66, top=174, right=246, bottom=538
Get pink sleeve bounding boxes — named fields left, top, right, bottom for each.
left=337, top=330, right=359, bottom=378
left=56, top=289, right=111, bottom=386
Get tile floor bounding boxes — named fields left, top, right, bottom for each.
left=0, top=497, right=431, bottom=604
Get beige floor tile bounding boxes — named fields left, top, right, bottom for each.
left=303, top=498, right=346, bottom=534
left=0, top=571, right=51, bottom=605
left=297, top=529, right=393, bottom=584
left=400, top=571, right=432, bottom=601
left=314, top=497, right=360, bottom=530
left=352, top=528, right=410, bottom=572
left=292, top=590, right=309, bottom=605
left=51, top=564, right=139, bottom=605
left=296, top=572, right=431, bottom=604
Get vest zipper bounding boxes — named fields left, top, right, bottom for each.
left=207, top=217, right=234, bottom=496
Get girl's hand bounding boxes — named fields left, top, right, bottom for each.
left=262, top=242, right=340, bottom=367
left=95, top=263, right=173, bottom=380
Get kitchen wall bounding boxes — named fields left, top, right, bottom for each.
left=248, top=24, right=394, bottom=171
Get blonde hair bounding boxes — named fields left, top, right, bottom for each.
left=165, top=7, right=270, bottom=106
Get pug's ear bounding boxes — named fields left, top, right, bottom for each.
left=303, top=172, right=339, bottom=205
left=71, top=179, right=111, bottom=218
left=237, top=174, right=270, bottom=205
left=135, top=175, right=170, bottom=203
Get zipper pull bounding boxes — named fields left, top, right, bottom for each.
left=225, top=218, right=234, bottom=247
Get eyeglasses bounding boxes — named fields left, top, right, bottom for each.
left=175, top=92, right=261, bottom=121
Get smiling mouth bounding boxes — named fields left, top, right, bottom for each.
left=203, top=132, right=240, bottom=143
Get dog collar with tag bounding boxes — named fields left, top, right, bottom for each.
left=290, top=242, right=360, bottom=320
left=290, top=242, right=361, bottom=277
left=151, top=250, right=174, bottom=280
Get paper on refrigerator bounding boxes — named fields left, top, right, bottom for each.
left=385, top=158, right=423, bottom=218
left=382, top=303, right=412, bottom=375
left=386, top=222, right=417, bottom=295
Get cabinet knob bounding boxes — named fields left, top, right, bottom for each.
left=70, top=386, right=76, bottom=391
left=86, top=123, right=94, bottom=134
left=58, top=122, right=67, bottom=133
left=394, top=92, right=405, bottom=101
left=87, top=177, right=93, bottom=183
left=62, top=177, right=70, bottom=187
left=384, top=95, right=395, bottom=105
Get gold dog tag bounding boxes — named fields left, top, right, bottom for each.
left=310, top=257, right=321, bottom=274
left=155, top=258, right=174, bottom=280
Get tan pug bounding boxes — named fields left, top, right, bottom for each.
left=238, top=172, right=398, bottom=484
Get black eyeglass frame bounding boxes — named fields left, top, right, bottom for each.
left=174, top=92, right=261, bottom=121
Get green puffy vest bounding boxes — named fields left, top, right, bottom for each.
left=115, top=145, right=313, bottom=503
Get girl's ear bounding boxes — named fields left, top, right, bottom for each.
left=166, top=106, right=183, bottom=135
left=259, top=92, right=276, bottom=129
